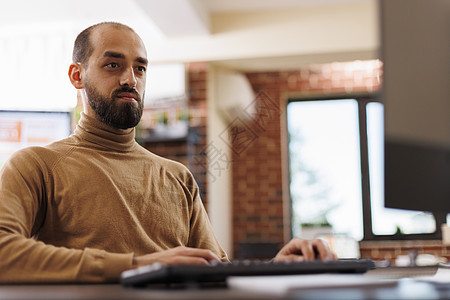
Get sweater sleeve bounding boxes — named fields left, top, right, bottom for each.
left=0, top=149, right=133, bottom=283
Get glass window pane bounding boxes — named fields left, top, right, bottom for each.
left=287, top=100, right=363, bottom=241
left=367, top=102, right=437, bottom=235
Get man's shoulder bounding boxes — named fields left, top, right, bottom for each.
left=138, top=145, right=193, bottom=177
left=6, top=136, right=75, bottom=168
left=147, top=150, right=189, bottom=171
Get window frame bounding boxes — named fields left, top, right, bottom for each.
left=287, top=93, right=441, bottom=241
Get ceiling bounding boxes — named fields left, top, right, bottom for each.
left=205, top=0, right=363, bottom=11
left=135, top=0, right=369, bottom=37
left=0, top=0, right=369, bottom=36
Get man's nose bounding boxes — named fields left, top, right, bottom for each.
left=120, top=68, right=137, bottom=87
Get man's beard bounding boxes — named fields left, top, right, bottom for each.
left=84, top=81, right=144, bottom=130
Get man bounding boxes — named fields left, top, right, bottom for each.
left=0, top=22, right=336, bottom=283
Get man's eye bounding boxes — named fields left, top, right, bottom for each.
left=136, top=66, right=146, bottom=72
left=106, top=63, right=119, bottom=68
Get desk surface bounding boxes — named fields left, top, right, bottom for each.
left=1, top=270, right=449, bottom=300
left=0, top=284, right=272, bottom=300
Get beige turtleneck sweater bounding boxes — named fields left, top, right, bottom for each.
left=0, top=113, right=227, bottom=283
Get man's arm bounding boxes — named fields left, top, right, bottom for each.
left=0, top=150, right=132, bottom=283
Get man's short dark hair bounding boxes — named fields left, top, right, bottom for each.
left=72, top=22, right=135, bottom=66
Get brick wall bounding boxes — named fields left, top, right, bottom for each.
left=230, top=88, right=285, bottom=258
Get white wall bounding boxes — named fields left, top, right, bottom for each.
left=0, top=29, right=76, bottom=111
left=206, top=65, right=232, bottom=257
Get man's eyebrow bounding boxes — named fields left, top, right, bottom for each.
left=103, top=51, right=125, bottom=59
left=103, top=51, right=148, bottom=65
left=136, top=57, right=148, bottom=65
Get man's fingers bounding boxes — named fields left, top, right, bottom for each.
left=312, top=240, right=330, bottom=260
left=280, top=238, right=315, bottom=260
left=172, top=246, right=221, bottom=262
left=296, top=240, right=315, bottom=260
left=273, top=238, right=337, bottom=262
left=311, top=239, right=337, bottom=260
left=164, top=256, right=211, bottom=266
left=133, top=246, right=222, bottom=268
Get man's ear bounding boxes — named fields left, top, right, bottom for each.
left=68, top=63, right=84, bottom=89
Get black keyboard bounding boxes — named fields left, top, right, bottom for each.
left=120, top=259, right=375, bottom=286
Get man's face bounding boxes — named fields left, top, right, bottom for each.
left=82, top=26, right=148, bottom=129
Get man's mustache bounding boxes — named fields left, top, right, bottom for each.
left=112, top=87, right=142, bottom=102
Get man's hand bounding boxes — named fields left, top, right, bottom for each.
left=132, top=246, right=221, bottom=268
left=273, top=238, right=337, bottom=262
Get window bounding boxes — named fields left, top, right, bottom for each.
left=287, top=96, right=441, bottom=241
left=288, top=99, right=363, bottom=240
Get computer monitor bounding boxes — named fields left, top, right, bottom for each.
left=0, top=110, right=72, bottom=168
left=381, top=0, right=450, bottom=237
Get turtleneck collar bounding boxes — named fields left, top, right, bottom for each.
left=74, top=112, right=137, bottom=152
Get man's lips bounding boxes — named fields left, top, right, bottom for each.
left=117, top=92, right=139, bottom=102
